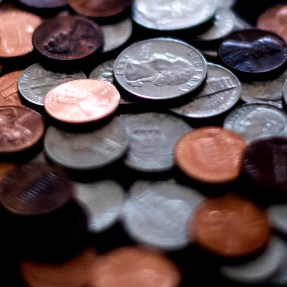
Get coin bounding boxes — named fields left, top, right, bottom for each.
left=190, top=194, right=270, bottom=258
left=44, top=79, right=120, bottom=124
left=114, top=38, right=207, bottom=100
left=268, top=204, right=287, bottom=236
left=17, top=0, right=68, bottom=8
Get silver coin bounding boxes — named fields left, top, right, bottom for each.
left=74, top=180, right=125, bottom=233
left=120, top=112, right=191, bottom=172
left=89, top=59, right=115, bottom=84
left=223, top=103, right=287, bottom=144
left=132, top=0, right=216, bottom=31
left=220, top=237, right=285, bottom=284
left=170, top=62, right=241, bottom=118
left=114, top=38, right=207, bottom=100
left=44, top=117, right=129, bottom=170
left=268, top=204, right=287, bottom=236
left=121, top=181, right=205, bottom=250
left=18, top=63, right=86, bottom=106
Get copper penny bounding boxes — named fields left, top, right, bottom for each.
left=44, top=79, right=120, bottom=124
left=20, top=247, right=98, bottom=287
left=190, top=194, right=270, bottom=258
left=0, top=9, right=42, bottom=58
left=0, top=105, right=44, bottom=153
left=174, top=127, right=246, bottom=184
left=89, top=246, right=181, bottom=287
left=68, top=0, right=132, bottom=18
left=257, top=5, right=287, bottom=43
left=0, top=70, right=24, bottom=106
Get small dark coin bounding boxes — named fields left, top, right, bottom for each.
left=120, top=112, right=191, bottom=172
left=44, top=117, right=129, bottom=170
left=18, top=63, right=86, bottom=106
left=89, top=60, right=115, bottom=84
left=121, top=181, right=205, bottom=250
left=17, top=0, right=68, bottom=8
left=223, top=103, right=287, bottom=144
left=132, top=0, right=216, bottom=31
left=74, top=180, right=125, bottom=233
left=114, top=38, right=207, bottom=100
left=218, top=28, right=287, bottom=76
left=169, top=62, right=241, bottom=118
left=242, top=137, right=287, bottom=192
left=0, top=162, right=74, bottom=215
left=32, top=15, right=103, bottom=61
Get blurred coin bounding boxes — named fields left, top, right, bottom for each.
left=268, top=204, right=287, bottom=235
left=44, top=79, right=120, bottom=124
left=0, top=8, right=42, bottom=57
left=132, top=0, right=216, bottom=31
left=120, top=112, right=191, bottom=172
left=44, top=117, right=128, bottom=170
left=18, top=63, right=86, bottom=107
left=174, top=127, right=246, bottom=184
left=0, top=105, right=44, bottom=153
left=215, top=0, right=236, bottom=8
left=17, top=0, right=68, bottom=8
left=169, top=62, right=241, bottom=118
left=223, top=103, right=287, bottom=144
left=280, top=76, right=287, bottom=106
left=114, top=38, right=207, bottom=100
left=122, top=181, right=205, bottom=250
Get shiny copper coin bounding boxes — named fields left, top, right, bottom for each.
left=0, top=105, right=44, bottom=153
left=190, top=194, right=270, bottom=258
left=0, top=9, right=42, bottom=58
left=68, top=0, right=132, bottom=18
left=174, top=127, right=246, bottom=184
left=89, top=246, right=181, bottom=287
left=0, top=70, right=24, bottom=106
left=20, top=247, right=98, bottom=287
left=0, top=162, right=74, bottom=215
left=257, top=5, right=287, bottom=43
left=44, top=79, right=120, bottom=124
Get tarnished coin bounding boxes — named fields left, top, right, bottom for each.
left=122, top=181, right=205, bottom=250
left=223, top=103, right=287, bottom=144
left=114, top=38, right=207, bottom=100
left=174, top=127, right=246, bottom=184
left=44, top=79, right=120, bottom=124
left=44, top=117, right=128, bottom=170
left=132, top=0, right=216, bottom=31
left=120, top=112, right=191, bottom=172
left=32, top=15, right=103, bottom=61
left=0, top=9, right=42, bottom=57
left=89, top=60, right=115, bottom=84
left=169, top=62, right=241, bottom=118
left=0, top=105, right=44, bottom=153
left=17, top=0, right=68, bottom=8
left=190, top=194, right=270, bottom=258
left=0, top=162, right=74, bottom=215
left=74, top=180, right=125, bottom=233
left=18, top=63, right=86, bottom=107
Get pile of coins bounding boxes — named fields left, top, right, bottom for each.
left=2, top=0, right=287, bottom=286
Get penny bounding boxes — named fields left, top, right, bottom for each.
left=122, top=181, right=205, bottom=250
left=44, top=117, right=129, bottom=170
left=18, top=63, right=86, bottom=107
left=114, top=38, right=207, bottom=101
left=132, top=0, right=216, bottom=31
left=32, top=15, right=103, bottom=61
left=223, top=103, right=287, bottom=144
left=74, top=180, right=125, bottom=233
left=44, top=79, right=120, bottom=124
left=17, top=0, right=68, bottom=8
left=120, top=112, right=191, bottom=172
left=268, top=204, right=287, bottom=235
left=190, top=194, right=270, bottom=258
left=218, top=28, right=287, bottom=76
left=20, top=247, right=98, bottom=287
left=0, top=162, right=74, bottom=215
left=68, top=0, right=132, bottom=18
left=257, top=4, right=287, bottom=43
left=0, top=9, right=42, bottom=58
left=89, top=246, right=181, bottom=287
left=242, top=137, right=287, bottom=192
left=0, top=70, right=24, bottom=106
left=0, top=105, right=45, bottom=153
left=174, top=127, right=246, bottom=184
left=169, top=62, right=241, bottom=118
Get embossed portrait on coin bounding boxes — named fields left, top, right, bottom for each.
left=125, top=52, right=194, bottom=87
